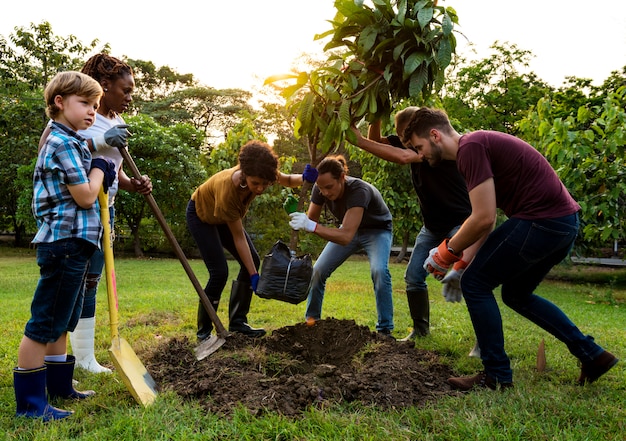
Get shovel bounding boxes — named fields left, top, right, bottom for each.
left=99, top=189, right=158, bottom=406
left=118, top=147, right=228, bottom=360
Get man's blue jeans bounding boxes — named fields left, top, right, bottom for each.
left=405, top=225, right=461, bottom=292
left=305, top=228, right=394, bottom=331
left=461, top=213, right=604, bottom=382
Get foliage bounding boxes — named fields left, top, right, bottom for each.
left=115, top=114, right=207, bottom=256
left=519, top=86, right=626, bottom=254
left=137, top=86, right=253, bottom=148
left=0, top=22, right=99, bottom=246
left=266, top=0, right=458, bottom=158
left=1, top=21, right=98, bottom=89
left=441, top=41, right=553, bottom=135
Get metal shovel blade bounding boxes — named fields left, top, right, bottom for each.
left=109, top=337, right=158, bottom=406
left=194, top=335, right=227, bottom=360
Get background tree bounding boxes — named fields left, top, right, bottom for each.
left=115, top=114, right=207, bottom=256
left=519, top=86, right=626, bottom=257
left=266, top=0, right=458, bottom=249
left=0, top=22, right=98, bottom=246
left=441, top=41, right=552, bottom=134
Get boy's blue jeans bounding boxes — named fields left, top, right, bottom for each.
left=305, top=228, right=394, bottom=331
left=461, top=213, right=604, bottom=383
left=25, top=238, right=96, bottom=343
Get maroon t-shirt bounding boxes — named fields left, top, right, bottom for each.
left=457, top=131, right=580, bottom=220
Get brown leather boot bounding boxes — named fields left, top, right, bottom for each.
left=578, top=350, right=618, bottom=385
left=448, top=371, right=513, bottom=391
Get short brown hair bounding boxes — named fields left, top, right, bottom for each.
left=44, top=71, right=103, bottom=119
left=401, top=107, right=453, bottom=145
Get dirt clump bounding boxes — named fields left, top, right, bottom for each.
left=146, top=318, right=459, bottom=416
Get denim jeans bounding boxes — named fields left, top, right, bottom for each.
left=25, top=238, right=96, bottom=343
left=186, top=200, right=259, bottom=300
left=405, top=225, right=461, bottom=292
left=461, top=213, right=604, bottom=382
left=305, top=228, right=394, bottom=331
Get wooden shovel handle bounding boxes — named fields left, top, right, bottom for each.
left=118, top=147, right=228, bottom=337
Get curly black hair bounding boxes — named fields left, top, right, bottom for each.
left=81, top=53, right=133, bottom=84
left=238, top=141, right=279, bottom=183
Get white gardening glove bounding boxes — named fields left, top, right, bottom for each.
left=289, top=212, right=317, bottom=233
left=440, top=260, right=468, bottom=303
left=92, top=124, right=131, bottom=151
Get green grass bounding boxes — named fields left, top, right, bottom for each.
left=1, top=247, right=625, bottom=440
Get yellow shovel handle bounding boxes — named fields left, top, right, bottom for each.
left=98, top=188, right=120, bottom=342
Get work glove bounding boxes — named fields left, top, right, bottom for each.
left=423, top=239, right=462, bottom=281
left=283, top=194, right=299, bottom=214
left=289, top=212, right=317, bottom=232
left=302, top=164, right=319, bottom=183
left=441, top=259, right=468, bottom=302
left=92, top=124, right=131, bottom=150
left=90, top=158, right=117, bottom=193
left=250, top=273, right=260, bottom=293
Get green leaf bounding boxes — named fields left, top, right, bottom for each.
left=436, top=37, right=452, bottom=67
left=339, top=100, right=351, bottom=130
left=417, top=7, right=433, bottom=29
left=404, top=52, right=426, bottom=78
left=358, top=25, right=379, bottom=53
left=408, top=66, right=428, bottom=97
left=442, top=12, right=453, bottom=36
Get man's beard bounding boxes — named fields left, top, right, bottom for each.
left=427, top=139, right=443, bottom=167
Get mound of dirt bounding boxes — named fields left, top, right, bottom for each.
left=146, top=318, right=459, bottom=416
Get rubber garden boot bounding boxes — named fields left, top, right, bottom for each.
left=197, top=297, right=220, bottom=341
left=14, top=366, right=73, bottom=421
left=228, top=280, right=266, bottom=337
left=70, top=317, right=111, bottom=374
left=399, top=288, right=430, bottom=341
left=45, top=355, right=96, bottom=400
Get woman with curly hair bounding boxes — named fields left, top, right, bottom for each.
left=38, top=53, right=152, bottom=374
left=187, top=140, right=318, bottom=339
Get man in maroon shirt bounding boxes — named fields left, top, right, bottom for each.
left=401, top=107, right=617, bottom=391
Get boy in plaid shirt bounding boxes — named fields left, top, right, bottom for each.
left=14, top=71, right=116, bottom=421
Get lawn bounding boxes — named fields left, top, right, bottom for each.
left=1, top=247, right=624, bottom=440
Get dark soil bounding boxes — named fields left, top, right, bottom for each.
left=146, top=318, right=460, bottom=416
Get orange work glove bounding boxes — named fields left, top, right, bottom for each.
left=423, top=239, right=463, bottom=281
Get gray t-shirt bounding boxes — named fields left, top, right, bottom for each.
left=311, top=176, right=392, bottom=231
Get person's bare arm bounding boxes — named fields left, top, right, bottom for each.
left=367, top=120, right=386, bottom=143
left=307, top=203, right=364, bottom=246
left=118, top=168, right=153, bottom=195
left=226, top=218, right=258, bottom=277
left=351, top=126, right=422, bottom=165
left=67, top=170, right=105, bottom=209
left=447, top=178, right=497, bottom=255
left=277, top=172, right=304, bottom=188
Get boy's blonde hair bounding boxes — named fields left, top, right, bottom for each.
left=44, top=71, right=103, bottom=119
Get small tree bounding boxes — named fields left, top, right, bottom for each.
left=265, top=0, right=458, bottom=249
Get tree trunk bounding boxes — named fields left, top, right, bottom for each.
left=394, top=230, right=410, bottom=263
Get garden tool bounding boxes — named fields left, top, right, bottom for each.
left=99, top=189, right=158, bottom=406
left=118, top=147, right=229, bottom=360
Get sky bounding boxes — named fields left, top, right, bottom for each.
left=2, top=1, right=625, bottom=91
